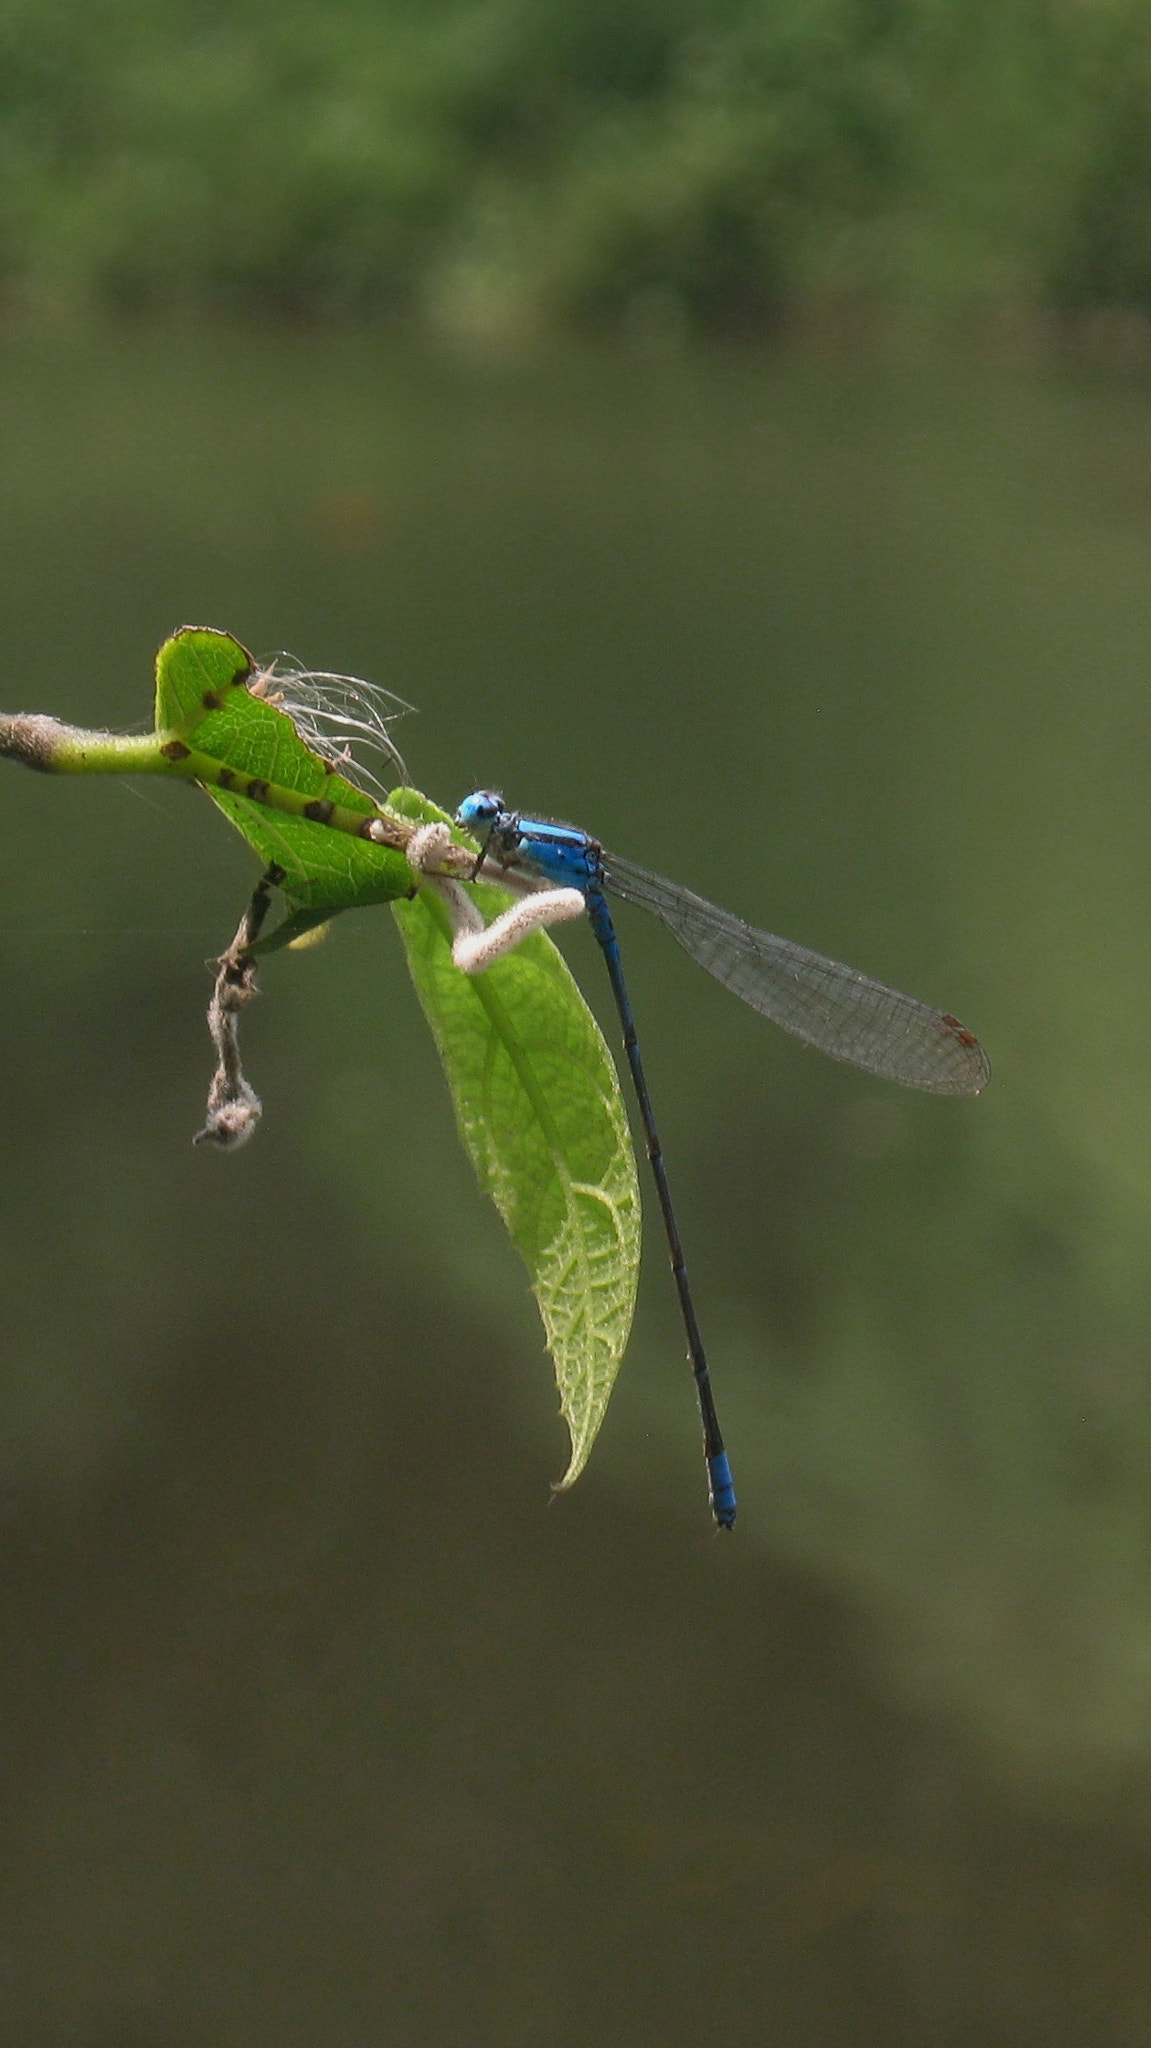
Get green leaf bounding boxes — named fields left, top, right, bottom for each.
left=389, top=789, right=642, bottom=1489
left=154, top=625, right=256, bottom=727
left=154, top=626, right=412, bottom=913
left=0, top=629, right=645, bottom=1492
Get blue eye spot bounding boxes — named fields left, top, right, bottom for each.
left=456, top=790, right=503, bottom=830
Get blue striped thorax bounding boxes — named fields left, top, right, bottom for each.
left=456, top=791, right=603, bottom=894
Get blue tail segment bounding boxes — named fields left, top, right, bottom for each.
left=708, top=1450, right=737, bottom=1530
left=455, top=790, right=738, bottom=1530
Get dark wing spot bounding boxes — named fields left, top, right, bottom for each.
left=940, top=1013, right=978, bottom=1050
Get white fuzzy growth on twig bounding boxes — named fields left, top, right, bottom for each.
left=405, top=820, right=586, bottom=972
left=450, top=887, right=586, bottom=971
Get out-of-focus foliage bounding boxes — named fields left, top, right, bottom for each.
left=5, top=0, right=1151, bottom=333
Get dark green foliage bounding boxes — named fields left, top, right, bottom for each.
left=1, top=0, right=1150, bottom=327
left=1051, top=17, right=1151, bottom=310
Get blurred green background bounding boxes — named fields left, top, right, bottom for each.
left=13, top=0, right=1151, bottom=337
left=5, top=7, right=1151, bottom=2047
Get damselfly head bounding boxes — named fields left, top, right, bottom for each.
left=456, top=790, right=504, bottom=831
left=250, top=655, right=411, bottom=798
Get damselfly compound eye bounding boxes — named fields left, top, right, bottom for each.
left=456, top=790, right=503, bottom=830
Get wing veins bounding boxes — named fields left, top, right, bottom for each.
left=602, top=852, right=989, bottom=1096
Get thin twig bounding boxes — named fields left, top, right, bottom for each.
left=193, top=864, right=284, bottom=1149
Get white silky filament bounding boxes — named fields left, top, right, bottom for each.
left=251, top=656, right=412, bottom=796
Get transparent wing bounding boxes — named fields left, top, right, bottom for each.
left=601, top=852, right=989, bottom=1096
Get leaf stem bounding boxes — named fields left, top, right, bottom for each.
left=0, top=714, right=164, bottom=776
left=0, top=712, right=484, bottom=881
